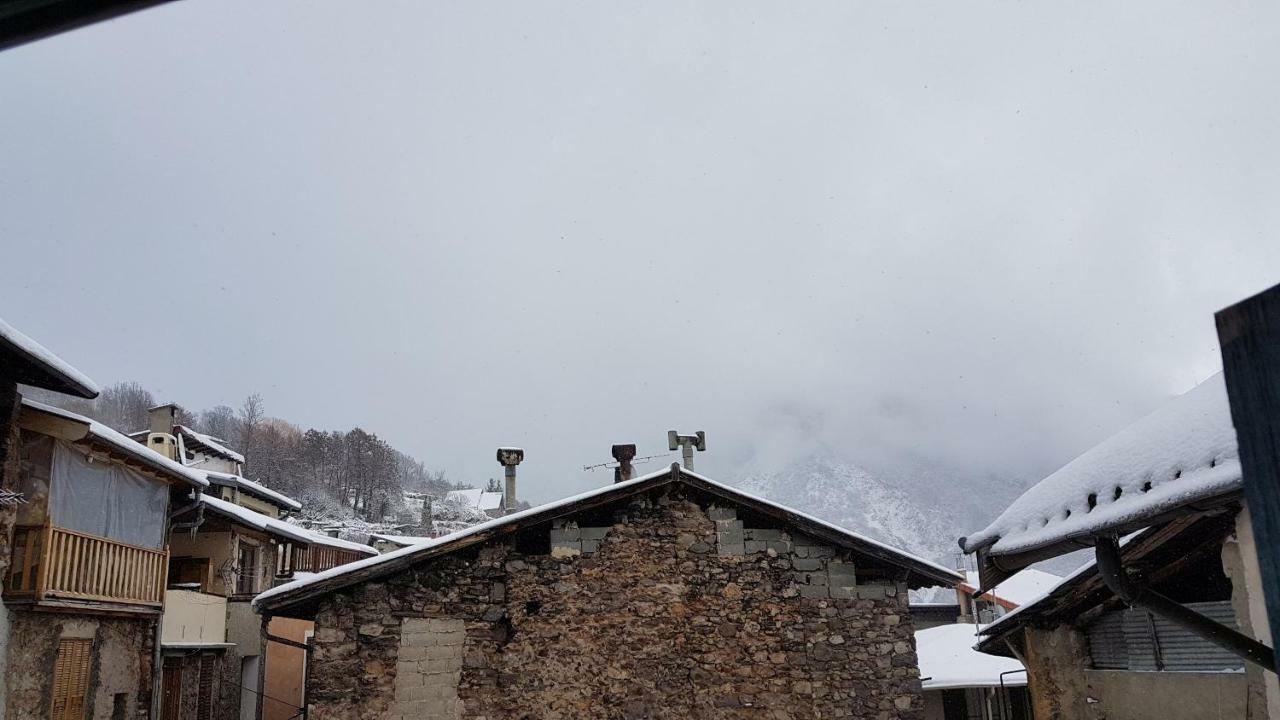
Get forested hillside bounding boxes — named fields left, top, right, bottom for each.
left=23, top=381, right=462, bottom=525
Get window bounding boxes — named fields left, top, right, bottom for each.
left=236, top=544, right=259, bottom=595
left=1085, top=601, right=1243, bottom=671
left=51, top=638, right=92, bottom=720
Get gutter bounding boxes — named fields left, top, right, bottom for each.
left=1095, top=536, right=1275, bottom=673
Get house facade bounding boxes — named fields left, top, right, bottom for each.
left=2, top=398, right=207, bottom=720
left=142, top=405, right=376, bottom=720
left=255, top=464, right=960, bottom=720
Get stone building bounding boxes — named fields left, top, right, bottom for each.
left=254, top=464, right=960, bottom=719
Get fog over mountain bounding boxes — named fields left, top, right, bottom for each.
left=3, top=0, right=1279, bottom=552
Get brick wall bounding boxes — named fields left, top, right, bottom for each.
left=305, top=486, right=923, bottom=719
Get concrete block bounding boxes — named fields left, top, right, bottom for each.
left=581, top=539, right=600, bottom=554
left=745, top=528, right=786, bottom=542
left=828, top=586, right=856, bottom=600
left=715, top=519, right=744, bottom=532
left=579, top=527, right=611, bottom=540
left=798, top=584, right=830, bottom=598
left=718, top=543, right=745, bottom=556
left=766, top=541, right=793, bottom=554
left=550, top=528, right=582, bottom=543
left=744, top=541, right=768, bottom=554
left=792, top=558, right=823, bottom=572
left=708, top=507, right=737, bottom=521
left=792, top=545, right=811, bottom=558
left=795, top=571, right=827, bottom=586
left=551, top=542, right=582, bottom=558
left=717, top=531, right=744, bottom=546
left=397, top=645, right=429, bottom=661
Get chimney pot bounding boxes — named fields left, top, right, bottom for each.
left=149, top=403, right=177, bottom=435
left=496, top=447, right=524, bottom=515
left=611, top=444, right=637, bottom=483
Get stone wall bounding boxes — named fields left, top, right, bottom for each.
left=3, top=610, right=154, bottom=720
left=304, top=487, right=922, bottom=720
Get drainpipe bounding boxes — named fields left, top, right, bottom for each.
left=1095, top=536, right=1276, bottom=673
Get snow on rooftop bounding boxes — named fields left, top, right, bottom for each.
left=21, top=398, right=208, bottom=488
left=176, top=425, right=246, bottom=464
left=369, top=533, right=436, bottom=547
left=203, top=471, right=302, bottom=511
left=0, top=317, right=99, bottom=398
left=479, top=491, right=504, bottom=511
left=200, top=494, right=314, bottom=544
left=200, top=495, right=375, bottom=555
left=960, top=568, right=1061, bottom=608
left=255, top=466, right=960, bottom=611
left=963, top=373, right=1239, bottom=558
left=916, top=624, right=1026, bottom=690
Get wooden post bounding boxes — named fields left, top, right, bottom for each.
left=1216, top=281, right=1280, bottom=672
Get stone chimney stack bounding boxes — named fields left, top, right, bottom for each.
left=496, top=447, right=525, bottom=515
left=149, top=403, right=177, bottom=435
left=611, top=444, right=637, bottom=483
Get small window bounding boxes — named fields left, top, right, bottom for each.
left=51, top=638, right=92, bottom=720
left=236, top=545, right=259, bottom=595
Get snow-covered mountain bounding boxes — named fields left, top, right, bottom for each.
left=729, top=448, right=1030, bottom=566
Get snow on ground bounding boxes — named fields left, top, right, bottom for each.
left=916, top=624, right=1026, bottom=690
left=963, top=373, right=1239, bottom=557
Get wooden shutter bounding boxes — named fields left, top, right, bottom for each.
left=51, top=638, right=92, bottom=720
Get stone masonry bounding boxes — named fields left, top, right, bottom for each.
left=304, top=485, right=923, bottom=720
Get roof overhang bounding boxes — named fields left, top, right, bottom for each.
left=970, top=487, right=1241, bottom=590
left=19, top=398, right=208, bottom=489
left=0, top=0, right=179, bottom=52
left=974, top=508, right=1239, bottom=657
left=0, top=319, right=98, bottom=398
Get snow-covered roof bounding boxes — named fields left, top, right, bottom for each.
left=916, top=624, right=1026, bottom=690
left=202, top=471, right=302, bottom=511
left=444, top=488, right=483, bottom=506
left=199, top=495, right=314, bottom=544
left=255, top=465, right=961, bottom=614
left=175, top=425, right=246, bottom=464
left=21, top=399, right=208, bottom=488
left=959, top=568, right=1061, bottom=609
left=0, top=317, right=99, bottom=399
left=479, top=491, right=504, bottom=511
left=369, top=533, right=436, bottom=547
left=198, top=495, right=376, bottom=556
left=962, top=373, right=1240, bottom=561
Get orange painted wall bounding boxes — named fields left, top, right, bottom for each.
left=263, top=616, right=313, bottom=720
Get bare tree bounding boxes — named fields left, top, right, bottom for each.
left=238, top=393, right=264, bottom=475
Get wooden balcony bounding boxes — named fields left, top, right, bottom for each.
left=6, top=525, right=168, bottom=608
left=292, top=545, right=367, bottom=574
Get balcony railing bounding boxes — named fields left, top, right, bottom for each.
left=6, top=525, right=168, bottom=607
left=292, top=545, right=367, bottom=573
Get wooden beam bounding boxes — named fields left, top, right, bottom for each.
left=1216, top=281, right=1280, bottom=672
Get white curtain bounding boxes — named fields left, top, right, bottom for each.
left=49, top=441, right=168, bottom=549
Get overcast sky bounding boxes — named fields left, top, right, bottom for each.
left=2, top=1, right=1278, bottom=504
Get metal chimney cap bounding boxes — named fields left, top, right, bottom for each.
left=496, top=447, right=525, bottom=466
left=611, top=444, right=637, bottom=462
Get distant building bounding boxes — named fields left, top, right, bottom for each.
left=443, top=487, right=506, bottom=518
left=916, top=623, right=1029, bottom=720
left=255, top=464, right=960, bottom=719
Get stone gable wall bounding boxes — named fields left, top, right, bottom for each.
left=305, top=488, right=923, bottom=720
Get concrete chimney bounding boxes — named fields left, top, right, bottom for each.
left=496, top=447, right=525, bottom=515
left=149, top=403, right=177, bottom=435
left=666, top=430, right=706, bottom=471
left=612, top=444, right=637, bottom=483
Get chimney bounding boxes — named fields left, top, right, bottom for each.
left=666, top=430, right=707, bottom=471
left=496, top=447, right=525, bottom=515
left=612, top=444, right=637, bottom=483
left=149, top=403, right=177, bottom=435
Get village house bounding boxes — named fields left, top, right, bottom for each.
left=443, top=487, right=507, bottom=519
left=0, top=383, right=209, bottom=720
left=253, top=460, right=960, bottom=720
left=138, top=405, right=376, bottom=720
left=959, top=372, right=1279, bottom=720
